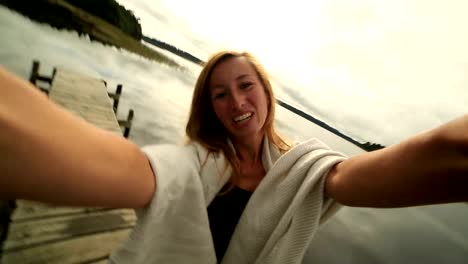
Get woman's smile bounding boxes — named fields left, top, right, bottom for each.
left=233, top=112, right=253, bottom=123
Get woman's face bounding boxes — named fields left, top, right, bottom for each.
left=209, top=56, right=269, bottom=142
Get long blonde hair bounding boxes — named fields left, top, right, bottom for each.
left=186, top=51, right=291, bottom=183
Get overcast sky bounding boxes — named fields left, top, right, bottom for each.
left=117, top=0, right=467, bottom=145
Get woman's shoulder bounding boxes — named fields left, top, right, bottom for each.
left=287, top=138, right=349, bottom=161
left=140, top=141, right=212, bottom=167
left=278, top=138, right=346, bottom=160
left=281, top=138, right=329, bottom=153
left=141, top=142, right=195, bottom=154
left=140, top=142, right=199, bottom=167
left=292, top=138, right=331, bottom=148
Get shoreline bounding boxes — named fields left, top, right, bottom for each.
left=142, top=36, right=205, bottom=66
left=0, top=0, right=182, bottom=68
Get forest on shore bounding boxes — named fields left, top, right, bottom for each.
left=0, top=0, right=180, bottom=67
left=0, top=0, right=142, bottom=40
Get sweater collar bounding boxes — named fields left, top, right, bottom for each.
left=227, top=136, right=281, bottom=172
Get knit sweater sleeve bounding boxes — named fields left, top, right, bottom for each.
left=109, top=143, right=217, bottom=264
left=282, top=139, right=345, bottom=225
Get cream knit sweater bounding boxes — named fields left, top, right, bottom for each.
left=110, top=137, right=346, bottom=264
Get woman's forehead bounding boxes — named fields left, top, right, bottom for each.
left=209, top=57, right=257, bottom=86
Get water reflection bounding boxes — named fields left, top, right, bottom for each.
left=0, top=6, right=466, bottom=264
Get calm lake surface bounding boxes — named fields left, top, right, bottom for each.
left=0, top=7, right=467, bottom=263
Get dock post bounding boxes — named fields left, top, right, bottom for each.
left=123, top=109, right=134, bottom=138
left=108, top=84, right=122, bottom=114
left=118, top=109, right=134, bottom=138
left=29, top=60, right=40, bottom=85
left=51, top=67, right=57, bottom=80
left=113, top=84, right=122, bottom=113
left=29, top=60, right=55, bottom=95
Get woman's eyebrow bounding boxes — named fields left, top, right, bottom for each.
left=210, top=85, right=225, bottom=91
left=236, top=74, right=250, bottom=80
left=210, top=74, right=252, bottom=90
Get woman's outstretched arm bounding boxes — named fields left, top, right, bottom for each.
left=0, top=67, right=155, bottom=208
left=325, top=114, right=468, bottom=208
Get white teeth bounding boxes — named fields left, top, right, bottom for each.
left=234, top=113, right=252, bottom=122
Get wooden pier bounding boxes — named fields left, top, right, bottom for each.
left=0, top=61, right=137, bottom=264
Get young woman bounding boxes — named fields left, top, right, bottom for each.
left=0, top=51, right=467, bottom=263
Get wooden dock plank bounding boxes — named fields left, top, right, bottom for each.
left=1, top=229, right=130, bottom=264
left=11, top=200, right=101, bottom=221
left=51, top=95, right=122, bottom=133
left=3, top=209, right=135, bottom=251
left=49, top=69, right=122, bottom=135
left=87, top=259, right=109, bottom=264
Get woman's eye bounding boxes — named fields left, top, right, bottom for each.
left=240, top=82, right=253, bottom=89
left=213, top=92, right=226, bottom=99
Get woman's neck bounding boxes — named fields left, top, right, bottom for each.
left=231, top=133, right=264, bottom=165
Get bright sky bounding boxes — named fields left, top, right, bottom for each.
left=118, top=0, right=468, bottom=145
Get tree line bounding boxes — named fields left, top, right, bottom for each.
left=0, top=0, right=142, bottom=40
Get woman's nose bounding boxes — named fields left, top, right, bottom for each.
left=230, top=90, right=245, bottom=110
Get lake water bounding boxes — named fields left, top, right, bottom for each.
left=0, top=6, right=467, bottom=263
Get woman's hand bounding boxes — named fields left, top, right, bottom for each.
left=0, top=66, right=155, bottom=208
left=325, top=114, right=468, bottom=208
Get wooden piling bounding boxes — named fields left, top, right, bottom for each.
left=108, top=84, right=122, bottom=114
left=29, top=60, right=40, bottom=84
left=28, top=60, right=55, bottom=95
left=118, top=109, right=134, bottom=138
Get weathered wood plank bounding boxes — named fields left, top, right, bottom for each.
left=86, top=258, right=109, bottom=264
left=1, top=229, right=130, bottom=264
left=3, top=209, right=136, bottom=251
left=49, top=69, right=122, bottom=135
left=11, top=200, right=101, bottom=221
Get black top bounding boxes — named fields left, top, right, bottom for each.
left=207, top=185, right=253, bottom=262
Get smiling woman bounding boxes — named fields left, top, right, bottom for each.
left=186, top=51, right=291, bottom=192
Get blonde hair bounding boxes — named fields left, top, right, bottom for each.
left=186, top=51, right=291, bottom=185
